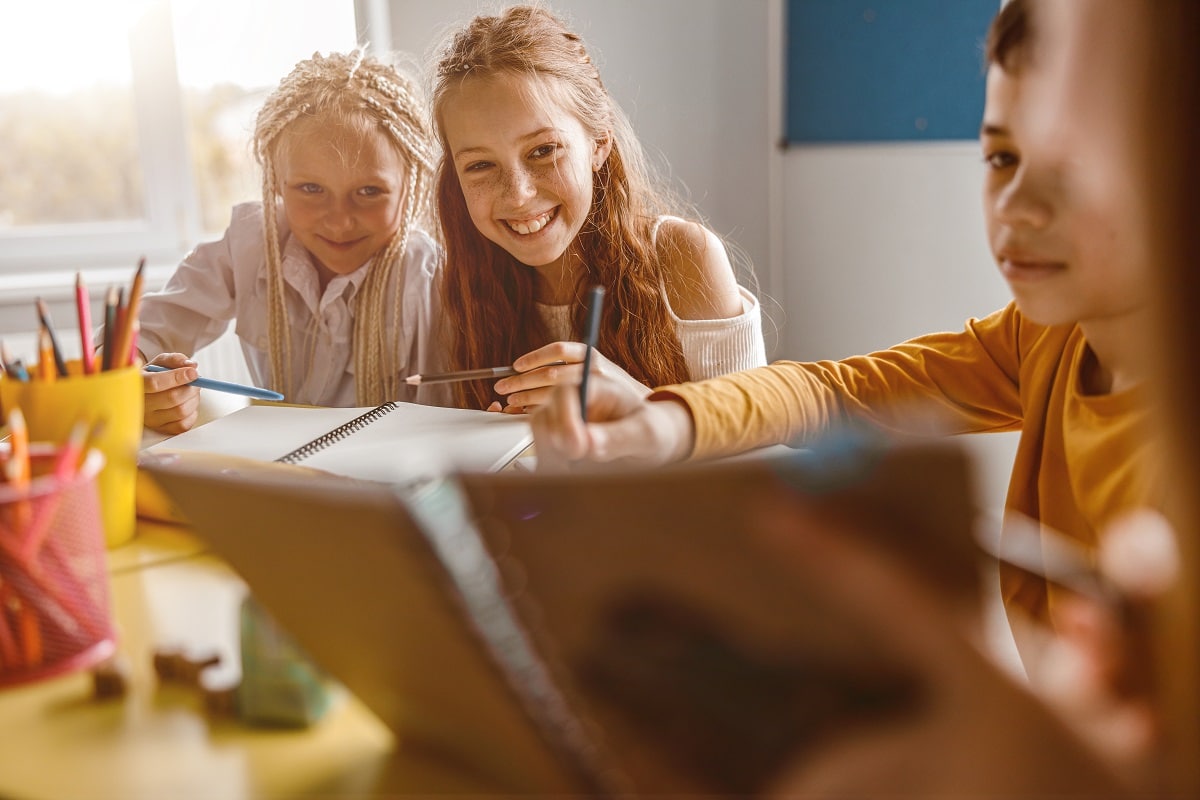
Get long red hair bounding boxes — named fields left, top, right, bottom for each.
left=432, top=5, right=691, bottom=409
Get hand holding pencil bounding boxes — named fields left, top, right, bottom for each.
left=416, top=286, right=650, bottom=415
left=141, top=355, right=284, bottom=435
left=408, top=345, right=628, bottom=415
left=141, top=353, right=204, bottom=436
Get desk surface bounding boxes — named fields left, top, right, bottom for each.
left=0, top=525, right=401, bottom=800
left=1, top=388, right=543, bottom=799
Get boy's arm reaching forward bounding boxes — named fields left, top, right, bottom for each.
left=530, top=373, right=696, bottom=470
left=533, top=303, right=1033, bottom=466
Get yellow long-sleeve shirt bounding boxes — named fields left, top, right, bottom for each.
left=654, top=302, right=1159, bottom=629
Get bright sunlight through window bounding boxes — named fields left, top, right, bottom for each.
left=0, top=0, right=357, bottom=264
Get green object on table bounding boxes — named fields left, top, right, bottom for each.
left=236, top=595, right=334, bottom=727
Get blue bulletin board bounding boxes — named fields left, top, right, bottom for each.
left=786, top=0, right=998, bottom=144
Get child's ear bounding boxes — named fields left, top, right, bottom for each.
left=593, top=132, right=614, bottom=171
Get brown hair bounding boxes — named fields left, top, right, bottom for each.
left=253, top=49, right=437, bottom=405
left=985, top=0, right=1030, bottom=72
left=431, top=5, right=692, bottom=409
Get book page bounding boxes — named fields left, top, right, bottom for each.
left=298, top=404, right=532, bottom=481
left=143, top=403, right=532, bottom=483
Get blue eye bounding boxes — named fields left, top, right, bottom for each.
left=530, top=143, right=557, bottom=159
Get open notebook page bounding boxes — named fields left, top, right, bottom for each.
left=142, top=403, right=532, bottom=483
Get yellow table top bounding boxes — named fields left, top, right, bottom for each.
left=0, top=393, right=551, bottom=799
left=0, top=525, right=398, bottom=800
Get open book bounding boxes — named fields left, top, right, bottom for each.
left=141, top=435, right=983, bottom=796
left=141, top=402, right=533, bottom=483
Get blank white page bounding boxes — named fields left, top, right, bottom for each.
left=143, top=403, right=532, bottom=482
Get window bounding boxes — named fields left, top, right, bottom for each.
left=0, top=0, right=360, bottom=278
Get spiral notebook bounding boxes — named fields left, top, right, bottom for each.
left=141, top=402, right=533, bottom=484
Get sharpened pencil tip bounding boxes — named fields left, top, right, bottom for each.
left=404, top=375, right=421, bottom=385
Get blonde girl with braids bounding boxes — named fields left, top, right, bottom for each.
left=432, top=5, right=766, bottom=412
left=137, top=50, right=449, bottom=434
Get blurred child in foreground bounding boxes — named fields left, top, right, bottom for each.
left=759, top=0, right=1200, bottom=796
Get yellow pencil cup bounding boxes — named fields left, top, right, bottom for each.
left=0, top=362, right=143, bottom=548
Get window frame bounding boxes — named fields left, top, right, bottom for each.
left=0, top=0, right=388, bottom=279
left=0, top=1, right=201, bottom=276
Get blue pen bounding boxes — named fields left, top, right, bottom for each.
left=143, top=364, right=284, bottom=402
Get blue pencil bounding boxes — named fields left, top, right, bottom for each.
left=143, top=364, right=284, bottom=402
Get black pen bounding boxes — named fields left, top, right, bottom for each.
left=579, top=286, right=605, bottom=421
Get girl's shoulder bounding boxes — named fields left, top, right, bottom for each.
left=229, top=201, right=267, bottom=231
left=652, top=215, right=742, bottom=320
left=402, top=227, right=443, bottom=277
left=652, top=214, right=715, bottom=252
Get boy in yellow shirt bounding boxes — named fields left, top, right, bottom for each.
left=530, top=0, right=1160, bottom=662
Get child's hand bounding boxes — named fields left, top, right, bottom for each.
left=142, top=353, right=201, bottom=435
left=1027, top=508, right=1179, bottom=786
left=490, top=341, right=651, bottom=414
left=529, top=375, right=695, bottom=471
left=748, top=494, right=1127, bottom=798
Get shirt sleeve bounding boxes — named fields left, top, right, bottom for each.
left=390, top=230, right=455, bottom=408
left=135, top=206, right=251, bottom=360
left=654, top=303, right=1027, bottom=460
left=677, top=285, right=768, bottom=380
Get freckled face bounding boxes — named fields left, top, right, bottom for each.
left=440, top=73, right=611, bottom=290
left=276, top=123, right=407, bottom=283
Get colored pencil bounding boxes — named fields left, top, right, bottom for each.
left=111, top=257, right=145, bottom=369
left=52, top=419, right=90, bottom=483
left=101, top=286, right=118, bottom=372
left=36, top=329, right=56, bottom=382
left=0, top=341, right=27, bottom=381
left=34, top=298, right=68, bottom=378
left=5, top=407, right=30, bottom=489
left=76, top=272, right=96, bottom=375
left=404, top=361, right=568, bottom=386
left=142, top=364, right=285, bottom=401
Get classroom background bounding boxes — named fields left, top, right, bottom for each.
left=0, top=0, right=1016, bottom=649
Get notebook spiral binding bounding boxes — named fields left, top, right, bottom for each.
left=274, top=402, right=398, bottom=465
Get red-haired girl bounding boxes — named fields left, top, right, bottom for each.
left=431, top=5, right=766, bottom=412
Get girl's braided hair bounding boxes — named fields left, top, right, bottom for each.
left=254, top=49, right=437, bottom=405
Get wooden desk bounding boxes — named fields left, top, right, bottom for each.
left=0, top=525, right=398, bottom=800
left=1, top=390, right=541, bottom=799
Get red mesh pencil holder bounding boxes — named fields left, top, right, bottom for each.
left=0, top=447, right=115, bottom=689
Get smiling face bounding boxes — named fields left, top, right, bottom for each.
left=275, top=120, right=407, bottom=285
left=440, top=72, right=611, bottom=298
left=981, top=64, right=1148, bottom=330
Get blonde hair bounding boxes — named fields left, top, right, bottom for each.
left=253, top=49, right=437, bottom=405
